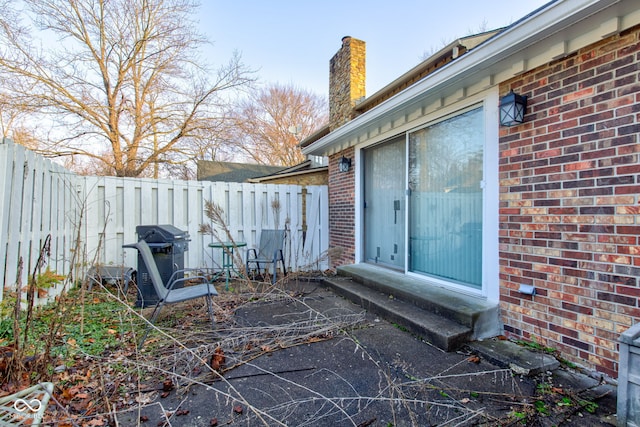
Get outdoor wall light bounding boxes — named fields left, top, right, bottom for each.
left=338, top=156, right=351, bottom=172
left=499, top=90, right=528, bottom=126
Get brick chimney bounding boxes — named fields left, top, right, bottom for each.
left=329, top=36, right=366, bottom=131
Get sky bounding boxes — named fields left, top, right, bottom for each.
left=198, top=0, right=552, bottom=98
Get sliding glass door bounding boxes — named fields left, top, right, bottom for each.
left=408, top=107, right=483, bottom=289
left=363, top=136, right=405, bottom=270
left=361, top=106, right=484, bottom=290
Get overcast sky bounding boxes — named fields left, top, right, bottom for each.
left=199, top=0, right=552, bottom=98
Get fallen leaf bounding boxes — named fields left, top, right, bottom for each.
left=135, top=392, right=156, bottom=405
left=162, top=379, right=174, bottom=392
left=210, top=419, right=218, bottom=426
left=233, top=404, right=243, bottom=414
left=63, top=385, right=83, bottom=399
left=210, top=347, right=225, bottom=371
left=467, top=355, right=481, bottom=364
left=67, top=338, right=77, bottom=346
left=107, top=329, right=117, bottom=335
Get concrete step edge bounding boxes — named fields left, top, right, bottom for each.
left=324, top=277, right=472, bottom=351
left=336, top=264, right=496, bottom=330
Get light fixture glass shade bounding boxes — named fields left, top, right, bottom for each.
left=499, top=90, right=527, bottom=126
left=338, top=156, right=351, bottom=172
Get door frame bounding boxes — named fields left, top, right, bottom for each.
left=361, top=136, right=406, bottom=270
left=353, top=88, right=500, bottom=302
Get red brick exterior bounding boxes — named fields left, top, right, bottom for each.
left=328, top=148, right=356, bottom=267
left=499, top=25, right=640, bottom=378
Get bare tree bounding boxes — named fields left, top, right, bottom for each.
left=227, top=83, right=327, bottom=166
left=0, top=0, right=253, bottom=177
left=0, top=98, right=39, bottom=150
left=0, top=74, right=40, bottom=149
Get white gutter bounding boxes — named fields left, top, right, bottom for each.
left=303, top=0, right=631, bottom=156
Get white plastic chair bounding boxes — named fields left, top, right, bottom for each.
left=0, top=382, right=53, bottom=426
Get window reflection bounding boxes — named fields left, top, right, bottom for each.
left=408, top=107, right=483, bottom=287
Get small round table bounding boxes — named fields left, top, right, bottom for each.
left=208, top=241, right=246, bottom=290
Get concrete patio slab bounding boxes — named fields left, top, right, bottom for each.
left=115, top=280, right=617, bottom=426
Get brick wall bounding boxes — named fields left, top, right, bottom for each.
left=328, top=148, right=356, bottom=267
left=499, top=24, right=640, bottom=378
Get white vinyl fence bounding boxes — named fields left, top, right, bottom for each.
left=0, top=139, right=79, bottom=301
left=80, top=176, right=329, bottom=277
left=0, top=139, right=329, bottom=304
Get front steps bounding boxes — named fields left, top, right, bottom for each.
left=323, top=264, right=501, bottom=352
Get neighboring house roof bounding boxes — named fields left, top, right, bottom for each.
left=197, top=161, right=285, bottom=182
left=299, top=125, right=330, bottom=149
left=247, top=160, right=328, bottom=184
left=302, top=0, right=639, bottom=156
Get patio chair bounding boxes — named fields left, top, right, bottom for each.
left=85, top=264, right=136, bottom=295
left=124, top=240, right=218, bottom=348
left=246, top=229, right=287, bottom=284
left=0, top=382, right=53, bottom=426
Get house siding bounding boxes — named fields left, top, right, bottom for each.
left=252, top=171, right=328, bottom=186
left=328, top=148, right=356, bottom=266
left=498, top=24, right=640, bottom=378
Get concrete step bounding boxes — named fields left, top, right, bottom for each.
left=337, top=264, right=499, bottom=333
left=469, top=339, right=560, bottom=376
left=324, top=276, right=472, bottom=351
left=323, top=264, right=502, bottom=351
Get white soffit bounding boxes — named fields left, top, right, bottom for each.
left=303, top=0, right=640, bottom=156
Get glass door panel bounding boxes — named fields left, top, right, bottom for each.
left=363, top=136, right=406, bottom=270
left=408, top=107, right=483, bottom=288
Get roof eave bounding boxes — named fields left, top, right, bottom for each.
left=355, top=30, right=503, bottom=112
left=302, top=0, right=630, bottom=157
left=247, top=166, right=328, bottom=183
